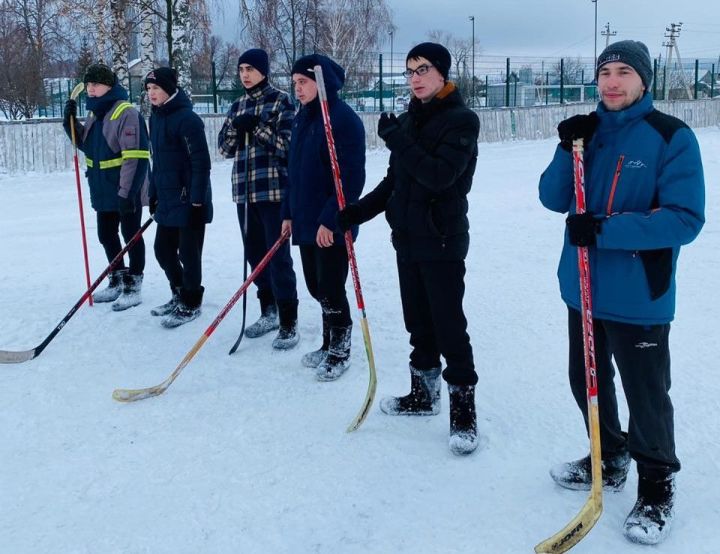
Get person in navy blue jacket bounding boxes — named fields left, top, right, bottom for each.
left=144, top=68, right=213, bottom=328
left=539, top=41, right=705, bottom=545
left=281, top=54, right=365, bottom=381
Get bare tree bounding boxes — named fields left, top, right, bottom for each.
left=552, top=57, right=587, bottom=85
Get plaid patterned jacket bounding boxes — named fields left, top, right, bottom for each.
left=218, top=81, right=295, bottom=203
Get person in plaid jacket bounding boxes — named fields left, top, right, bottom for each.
left=218, top=49, right=299, bottom=350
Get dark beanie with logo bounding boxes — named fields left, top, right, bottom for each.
left=596, top=40, right=653, bottom=89
left=406, top=42, right=452, bottom=80
left=237, top=48, right=269, bottom=77
left=144, top=67, right=178, bottom=96
left=83, top=64, right=117, bottom=87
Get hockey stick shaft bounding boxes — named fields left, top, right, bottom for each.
left=112, top=229, right=290, bottom=402
left=0, top=218, right=154, bottom=364
left=535, top=138, right=603, bottom=553
left=314, top=65, right=377, bottom=432
left=229, top=131, right=251, bottom=355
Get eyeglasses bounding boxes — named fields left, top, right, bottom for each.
left=402, top=64, right=433, bottom=78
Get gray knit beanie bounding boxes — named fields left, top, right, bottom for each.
left=596, top=40, right=653, bottom=89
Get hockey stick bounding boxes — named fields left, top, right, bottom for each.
left=314, top=65, right=377, bottom=433
left=112, top=228, right=290, bottom=403
left=0, top=218, right=154, bottom=364
left=69, top=82, right=93, bottom=307
left=535, top=138, right=603, bottom=553
left=229, top=131, right=251, bottom=355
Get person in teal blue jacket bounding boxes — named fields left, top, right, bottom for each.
left=539, top=40, right=705, bottom=546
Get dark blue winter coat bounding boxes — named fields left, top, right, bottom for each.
left=539, top=92, right=705, bottom=324
left=64, top=84, right=150, bottom=212
left=283, top=56, right=365, bottom=245
left=148, top=88, right=213, bottom=227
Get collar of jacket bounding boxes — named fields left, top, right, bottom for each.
left=245, top=78, right=270, bottom=100
left=153, top=88, right=191, bottom=116
left=408, top=81, right=460, bottom=113
left=85, top=83, right=129, bottom=119
left=596, top=91, right=653, bottom=131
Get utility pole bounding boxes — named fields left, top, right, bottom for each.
left=591, top=0, right=598, bottom=67
left=663, top=22, right=692, bottom=99
left=389, top=26, right=395, bottom=111
left=469, top=15, right=475, bottom=109
left=601, top=22, right=616, bottom=48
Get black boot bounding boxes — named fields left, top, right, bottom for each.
left=272, top=300, right=299, bottom=350
left=302, top=316, right=330, bottom=368
left=380, top=365, right=441, bottom=416
left=448, top=384, right=478, bottom=455
left=93, top=269, right=126, bottom=303
left=316, top=325, right=352, bottom=381
left=161, top=286, right=204, bottom=328
left=245, top=289, right=279, bottom=338
left=112, top=273, right=143, bottom=311
left=549, top=446, right=631, bottom=492
left=151, top=285, right=181, bottom=317
left=624, top=472, right=675, bottom=545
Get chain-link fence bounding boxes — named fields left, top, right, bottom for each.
left=36, top=52, right=720, bottom=118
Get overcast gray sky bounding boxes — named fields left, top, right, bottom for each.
left=216, top=0, right=719, bottom=61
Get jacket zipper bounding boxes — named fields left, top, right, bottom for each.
left=605, top=155, right=625, bottom=215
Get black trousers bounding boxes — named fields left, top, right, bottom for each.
left=96, top=210, right=145, bottom=275
left=237, top=202, right=297, bottom=303
left=567, top=307, right=680, bottom=475
left=299, top=244, right=351, bottom=328
left=397, top=257, right=476, bottom=386
left=154, top=224, right=205, bottom=292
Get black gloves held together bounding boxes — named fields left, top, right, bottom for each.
left=63, top=99, right=77, bottom=126
left=566, top=212, right=603, bottom=247
left=118, top=196, right=135, bottom=216
left=557, top=112, right=599, bottom=152
left=188, top=205, right=205, bottom=228
left=377, top=112, right=400, bottom=141
left=336, top=203, right=362, bottom=232
left=232, top=114, right=260, bottom=136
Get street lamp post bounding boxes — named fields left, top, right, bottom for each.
left=592, top=0, right=598, bottom=67
left=469, top=15, right=475, bottom=108
left=389, top=27, right=394, bottom=111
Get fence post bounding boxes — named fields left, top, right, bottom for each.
left=694, top=59, right=699, bottom=99
left=505, top=58, right=510, bottom=107
left=211, top=61, right=218, bottom=113
left=379, top=53, right=384, bottom=112
left=560, top=58, right=565, bottom=104
left=545, top=72, right=549, bottom=105
left=712, top=63, right=716, bottom=98
left=653, top=58, right=658, bottom=99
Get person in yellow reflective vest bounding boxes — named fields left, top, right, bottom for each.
left=63, top=63, right=150, bottom=311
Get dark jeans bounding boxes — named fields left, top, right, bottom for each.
left=237, top=201, right=297, bottom=302
left=567, top=307, right=679, bottom=475
left=397, top=257, right=476, bottom=386
left=96, top=210, right=145, bottom=275
left=154, top=224, right=205, bottom=292
left=299, top=244, right=351, bottom=328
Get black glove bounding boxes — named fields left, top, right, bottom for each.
left=557, top=112, right=599, bottom=152
left=232, top=114, right=260, bottom=135
left=63, top=99, right=77, bottom=126
left=336, top=203, right=362, bottom=232
left=118, top=196, right=135, bottom=216
left=188, top=205, right=205, bottom=228
left=377, top=112, right=400, bottom=142
left=566, top=212, right=602, bottom=247
left=149, top=196, right=158, bottom=216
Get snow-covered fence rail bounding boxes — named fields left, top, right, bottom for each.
left=2, top=100, right=719, bottom=174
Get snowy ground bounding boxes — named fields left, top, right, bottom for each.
left=1, top=129, right=718, bottom=553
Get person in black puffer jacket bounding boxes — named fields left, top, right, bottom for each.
left=337, top=43, right=480, bottom=455
left=144, top=67, right=213, bottom=329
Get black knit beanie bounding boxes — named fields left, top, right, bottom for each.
left=83, top=64, right=117, bottom=87
left=596, top=40, right=653, bottom=89
left=237, top=48, right=269, bottom=77
left=406, top=42, right=452, bottom=80
left=144, top=67, right=178, bottom=96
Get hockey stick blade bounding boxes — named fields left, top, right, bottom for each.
left=70, top=82, right=85, bottom=100
left=346, top=317, right=377, bottom=432
left=0, top=349, right=37, bottom=364
left=534, top=494, right=602, bottom=553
